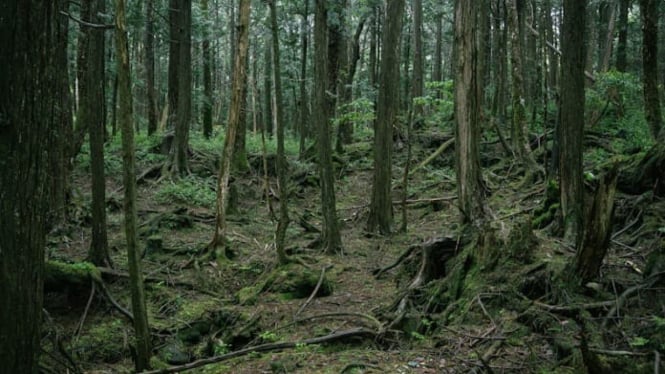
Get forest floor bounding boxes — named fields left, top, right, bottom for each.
left=43, top=127, right=664, bottom=374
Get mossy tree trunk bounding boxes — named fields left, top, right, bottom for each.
left=367, top=0, right=405, bottom=235
left=212, top=0, right=251, bottom=259
left=269, top=0, right=290, bottom=265
left=0, top=1, right=57, bottom=371
left=115, top=0, right=152, bottom=369
left=314, top=0, right=342, bottom=253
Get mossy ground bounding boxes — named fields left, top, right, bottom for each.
left=43, top=129, right=662, bottom=373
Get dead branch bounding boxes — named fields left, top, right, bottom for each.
left=139, top=327, right=377, bottom=374
left=295, top=265, right=333, bottom=317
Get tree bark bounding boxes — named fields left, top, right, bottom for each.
left=615, top=0, right=630, bottom=72
left=314, top=0, right=342, bottom=253
left=640, top=0, right=663, bottom=140
left=0, top=1, right=58, bottom=371
left=76, top=0, right=110, bottom=266
left=202, top=0, right=213, bottom=138
left=171, top=0, right=192, bottom=176
left=411, top=0, right=424, bottom=118
left=269, top=0, right=290, bottom=265
left=212, top=0, right=252, bottom=259
left=598, top=1, right=617, bottom=73
left=167, top=0, right=180, bottom=132
left=559, top=0, right=586, bottom=244
left=454, top=0, right=487, bottom=225
left=146, top=0, right=157, bottom=135
left=115, top=0, right=152, bottom=369
left=367, top=0, right=405, bottom=235
left=298, top=1, right=309, bottom=159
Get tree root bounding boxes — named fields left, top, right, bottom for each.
left=295, top=265, right=333, bottom=317
left=139, top=327, right=377, bottom=374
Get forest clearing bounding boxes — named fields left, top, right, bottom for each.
left=1, top=0, right=664, bottom=373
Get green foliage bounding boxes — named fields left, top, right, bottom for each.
left=156, top=176, right=216, bottom=207
left=418, top=80, right=454, bottom=126
left=333, top=97, right=375, bottom=135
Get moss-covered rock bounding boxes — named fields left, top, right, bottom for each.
left=70, top=319, right=127, bottom=363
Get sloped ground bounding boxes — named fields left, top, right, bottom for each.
left=43, top=132, right=663, bottom=373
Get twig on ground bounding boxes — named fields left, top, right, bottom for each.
left=139, top=327, right=377, bottom=374
left=295, top=265, right=333, bottom=318
left=74, top=279, right=96, bottom=338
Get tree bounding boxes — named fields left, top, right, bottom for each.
left=0, top=2, right=58, bottom=371
left=411, top=0, right=424, bottom=118
left=202, top=0, right=213, bottom=139
left=146, top=0, right=158, bottom=135
left=640, top=0, right=662, bottom=140
left=268, top=0, right=290, bottom=265
left=115, top=0, right=152, bottom=369
left=615, top=0, right=630, bottom=72
left=367, top=0, right=405, bottom=235
left=297, top=0, right=309, bottom=158
left=454, top=0, right=486, bottom=226
left=79, top=0, right=111, bottom=266
left=211, top=0, right=251, bottom=259
left=559, top=0, right=586, bottom=245
left=314, top=0, right=342, bottom=253
left=167, top=0, right=180, bottom=131
left=171, top=0, right=192, bottom=176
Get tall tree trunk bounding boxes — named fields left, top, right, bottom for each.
left=615, top=0, right=630, bottom=71
left=80, top=0, right=110, bottom=266
left=411, top=0, right=424, bottom=118
left=337, top=15, right=367, bottom=149
left=640, top=0, right=663, bottom=140
left=559, top=0, right=586, bottom=244
left=454, top=0, right=487, bottom=225
left=171, top=0, right=192, bottom=176
left=543, top=0, right=558, bottom=88
left=146, top=0, right=157, bottom=135
left=369, top=5, right=379, bottom=88
left=212, top=0, right=251, bottom=259
left=115, top=0, right=152, bottom=370
left=269, top=0, right=290, bottom=265
left=328, top=0, right=347, bottom=153
left=599, top=0, right=618, bottom=73
left=263, top=41, right=273, bottom=137
left=314, top=0, right=342, bottom=253
left=202, top=0, right=213, bottom=138
left=298, top=1, right=309, bottom=159
left=433, top=8, right=443, bottom=83
left=0, top=1, right=58, bottom=371
left=167, top=0, right=180, bottom=132
left=367, top=0, right=405, bottom=235
left=585, top=4, right=598, bottom=74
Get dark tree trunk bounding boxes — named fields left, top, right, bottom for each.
left=171, top=0, right=192, bottom=176
left=433, top=8, right=443, bottom=83
left=314, top=0, right=342, bottom=253
left=615, top=0, right=630, bottom=72
left=115, top=0, right=152, bottom=369
left=202, top=0, right=213, bottom=138
left=411, top=0, right=424, bottom=118
left=167, top=0, right=180, bottom=132
left=263, top=42, right=273, bottom=137
left=337, top=14, right=367, bottom=149
left=0, top=1, right=58, bottom=371
left=298, top=1, right=309, bottom=159
left=268, top=0, right=290, bottom=265
left=78, top=0, right=110, bottom=266
left=559, top=0, right=586, bottom=244
left=640, top=0, right=663, bottom=140
left=146, top=0, right=157, bottom=135
left=367, top=0, right=405, bottom=235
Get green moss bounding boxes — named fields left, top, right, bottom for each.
left=71, top=319, right=126, bottom=363
left=236, top=285, right=260, bottom=305
left=45, top=260, right=102, bottom=284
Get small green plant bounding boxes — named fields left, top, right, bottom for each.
left=259, top=331, right=279, bottom=343
left=155, top=176, right=216, bottom=207
left=629, top=336, right=649, bottom=348
left=213, top=339, right=229, bottom=355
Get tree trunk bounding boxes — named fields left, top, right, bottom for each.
left=640, top=0, right=663, bottom=140
left=454, top=0, right=486, bottom=225
left=314, top=0, right=342, bottom=253
left=0, top=2, right=57, bottom=371
left=367, top=0, right=405, bottom=235
left=411, top=0, right=424, bottom=118
left=212, top=0, right=251, bottom=259
left=202, top=0, right=213, bottom=138
left=171, top=0, right=192, bottom=176
left=269, top=0, right=290, bottom=265
left=263, top=41, right=273, bottom=137
left=598, top=1, right=617, bottom=73
left=80, top=0, right=110, bottom=266
left=167, top=0, right=180, bottom=132
left=146, top=0, right=157, bottom=135
left=615, top=0, right=630, bottom=72
left=559, top=0, right=586, bottom=244
left=433, top=8, right=443, bottom=83
left=337, top=15, right=367, bottom=150
left=115, top=0, right=152, bottom=369
left=298, top=1, right=309, bottom=159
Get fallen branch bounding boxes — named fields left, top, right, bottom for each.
left=139, top=327, right=377, bottom=374
left=294, top=265, right=333, bottom=317
left=411, top=137, right=454, bottom=174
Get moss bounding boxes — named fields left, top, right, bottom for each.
left=236, top=285, right=260, bottom=305
left=263, top=263, right=333, bottom=299
left=45, top=261, right=102, bottom=290
left=71, top=319, right=127, bottom=363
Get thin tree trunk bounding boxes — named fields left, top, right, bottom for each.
left=212, top=0, right=251, bottom=259
left=412, top=0, right=424, bottom=118
left=202, top=0, right=213, bottom=138
left=268, top=0, right=290, bottom=265
left=599, top=1, right=618, bottom=73
left=367, top=0, right=405, bottom=235
left=114, top=0, right=152, bottom=369
left=146, top=0, right=157, bottom=135
left=314, top=0, right=342, bottom=253
left=615, top=0, right=629, bottom=71
left=298, top=1, right=309, bottom=159
left=171, top=0, right=192, bottom=176
left=167, top=0, right=180, bottom=132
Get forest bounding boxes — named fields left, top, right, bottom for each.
left=1, top=0, right=665, bottom=373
